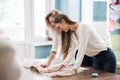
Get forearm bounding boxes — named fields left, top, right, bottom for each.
left=59, top=64, right=65, bottom=70
left=47, top=51, right=56, bottom=65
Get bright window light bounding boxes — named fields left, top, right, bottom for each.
left=34, top=0, right=46, bottom=40
left=0, top=0, right=24, bottom=41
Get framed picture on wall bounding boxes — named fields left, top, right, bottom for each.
left=109, top=0, right=120, bottom=34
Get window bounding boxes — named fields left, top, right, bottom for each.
left=34, top=0, right=46, bottom=41
left=0, top=0, right=47, bottom=42
left=0, top=0, right=24, bottom=41
left=93, top=1, right=107, bottom=21
left=55, top=0, right=81, bottom=21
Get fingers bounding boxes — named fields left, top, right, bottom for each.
left=41, top=64, right=48, bottom=68
left=48, top=68, right=57, bottom=72
left=47, top=66, right=60, bottom=72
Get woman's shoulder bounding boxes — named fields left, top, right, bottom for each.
left=76, top=22, right=95, bottom=34
left=79, top=22, right=91, bottom=27
left=78, top=22, right=91, bottom=30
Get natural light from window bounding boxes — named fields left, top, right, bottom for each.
left=34, top=0, right=46, bottom=41
left=0, top=0, right=24, bottom=41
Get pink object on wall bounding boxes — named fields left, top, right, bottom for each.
left=109, top=19, right=117, bottom=31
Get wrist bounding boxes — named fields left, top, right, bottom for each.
left=47, top=64, right=50, bottom=66
left=58, top=64, right=65, bottom=70
left=47, top=63, right=50, bottom=66
left=61, top=64, right=65, bottom=68
left=73, top=69, right=77, bottom=74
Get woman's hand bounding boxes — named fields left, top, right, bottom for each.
left=48, top=64, right=65, bottom=72
left=48, top=66, right=60, bottom=72
left=41, top=64, right=49, bottom=68
left=59, top=69, right=77, bottom=76
left=64, top=69, right=77, bottom=75
left=54, top=69, right=77, bottom=77
left=49, top=69, right=77, bottom=77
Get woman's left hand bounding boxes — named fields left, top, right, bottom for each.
left=52, top=69, right=77, bottom=77
left=48, top=64, right=65, bottom=72
left=64, top=69, right=77, bottom=75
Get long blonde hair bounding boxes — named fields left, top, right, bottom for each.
left=54, top=14, right=77, bottom=53
left=45, top=9, right=60, bottom=33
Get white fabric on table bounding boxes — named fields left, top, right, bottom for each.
left=24, top=59, right=88, bottom=77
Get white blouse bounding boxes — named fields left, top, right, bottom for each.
left=51, top=33, right=60, bottom=52
left=50, top=31, right=62, bottom=58
left=61, top=22, right=107, bottom=70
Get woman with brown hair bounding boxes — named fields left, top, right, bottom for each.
left=48, top=13, right=116, bottom=75
left=41, top=10, right=93, bottom=68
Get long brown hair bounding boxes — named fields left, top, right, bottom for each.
left=45, top=9, right=60, bottom=33
left=54, top=14, right=77, bottom=54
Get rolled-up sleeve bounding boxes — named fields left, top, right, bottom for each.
left=51, top=35, right=59, bottom=52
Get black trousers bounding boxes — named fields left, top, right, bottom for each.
left=93, top=48, right=116, bottom=73
left=75, top=48, right=116, bottom=73
left=75, top=50, right=93, bottom=66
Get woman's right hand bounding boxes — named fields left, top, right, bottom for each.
left=41, top=64, right=49, bottom=68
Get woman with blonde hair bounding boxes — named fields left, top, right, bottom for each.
left=48, top=14, right=116, bottom=75
left=41, top=9, right=67, bottom=68
left=45, top=9, right=60, bottom=33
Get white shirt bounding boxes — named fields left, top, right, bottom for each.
left=51, top=33, right=60, bottom=52
left=62, top=22, right=107, bottom=70
left=50, top=31, right=63, bottom=59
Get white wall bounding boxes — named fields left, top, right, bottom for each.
left=82, top=0, right=110, bottom=46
